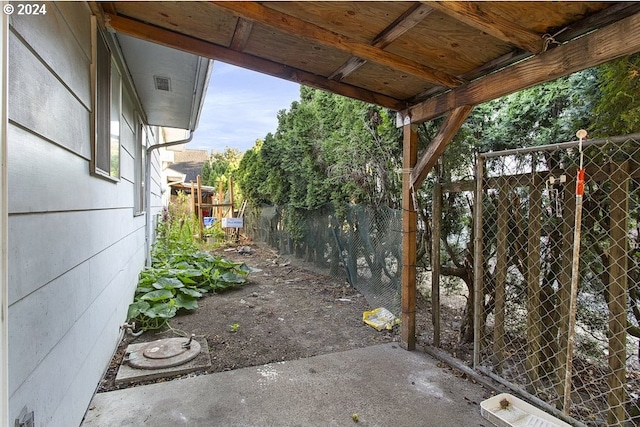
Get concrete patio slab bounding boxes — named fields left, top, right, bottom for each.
left=81, top=343, right=494, bottom=427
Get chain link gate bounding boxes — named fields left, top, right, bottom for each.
left=472, top=134, right=640, bottom=426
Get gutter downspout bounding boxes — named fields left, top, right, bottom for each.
left=144, top=131, right=193, bottom=267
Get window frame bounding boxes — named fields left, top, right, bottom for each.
left=134, top=113, right=147, bottom=215
left=90, top=18, right=121, bottom=182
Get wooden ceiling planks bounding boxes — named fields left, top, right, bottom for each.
left=265, top=2, right=415, bottom=44
left=102, top=1, right=640, bottom=121
left=427, top=2, right=544, bottom=53
left=403, top=10, right=640, bottom=123
left=330, top=3, right=435, bottom=82
left=213, top=1, right=463, bottom=88
left=385, top=10, right=512, bottom=78
left=242, top=24, right=353, bottom=79
left=106, top=13, right=405, bottom=110
left=111, top=2, right=237, bottom=47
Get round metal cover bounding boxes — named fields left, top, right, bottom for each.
left=127, top=337, right=201, bottom=370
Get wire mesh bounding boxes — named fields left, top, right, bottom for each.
left=474, top=134, right=640, bottom=426
left=245, top=204, right=403, bottom=315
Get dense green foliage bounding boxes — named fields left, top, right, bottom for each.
left=236, top=87, right=403, bottom=213
left=128, top=194, right=254, bottom=331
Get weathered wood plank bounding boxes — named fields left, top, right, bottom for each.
left=401, top=124, right=418, bottom=350
left=432, top=181, right=442, bottom=347
left=493, top=178, right=509, bottom=373
left=212, top=1, right=462, bottom=88
left=428, top=1, right=543, bottom=53
left=229, top=18, right=253, bottom=52
left=331, top=3, right=434, bottom=81
left=375, top=4, right=434, bottom=48
left=607, top=162, right=629, bottom=426
left=526, top=176, right=543, bottom=393
left=112, top=1, right=237, bottom=47
left=106, top=14, right=405, bottom=110
left=411, top=105, right=474, bottom=188
left=404, top=11, right=640, bottom=123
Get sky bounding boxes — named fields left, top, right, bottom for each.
left=187, top=62, right=301, bottom=154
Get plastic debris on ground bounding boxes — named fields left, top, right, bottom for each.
left=362, top=307, right=400, bottom=331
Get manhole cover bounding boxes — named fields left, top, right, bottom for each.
left=126, top=337, right=201, bottom=369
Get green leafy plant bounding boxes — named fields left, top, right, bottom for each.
left=128, top=201, right=257, bottom=331
left=229, top=323, right=240, bottom=333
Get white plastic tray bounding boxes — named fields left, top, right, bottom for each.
left=480, top=393, right=572, bottom=427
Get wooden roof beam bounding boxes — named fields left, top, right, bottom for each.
left=427, top=1, right=544, bottom=54
left=401, top=10, right=640, bottom=124
left=212, top=1, right=462, bottom=88
left=229, top=19, right=253, bottom=52
left=411, top=105, right=474, bottom=188
left=407, top=2, right=640, bottom=104
left=330, top=3, right=435, bottom=81
left=104, top=14, right=406, bottom=111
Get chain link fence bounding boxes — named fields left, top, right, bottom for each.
left=469, top=134, right=640, bottom=426
left=244, top=204, right=402, bottom=315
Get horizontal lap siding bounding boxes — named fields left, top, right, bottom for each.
left=8, top=2, right=157, bottom=426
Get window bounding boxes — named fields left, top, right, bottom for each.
left=134, top=116, right=147, bottom=214
left=92, top=20, right=121, bottom=181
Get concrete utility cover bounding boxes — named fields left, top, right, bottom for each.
left=115, top=337, right=211, bottom=386
left=128, top=338, right=201, bottom=369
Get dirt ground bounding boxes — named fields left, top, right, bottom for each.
left=98, top=243, right=399, bottom=392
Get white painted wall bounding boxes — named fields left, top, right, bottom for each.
left=1, top=9, right=9, bottom=427
left=7, top=3, right=161, bottom=426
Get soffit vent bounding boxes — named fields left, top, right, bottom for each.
left=154, top=76, right=171, bottom=92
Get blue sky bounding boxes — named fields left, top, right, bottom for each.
left=187, top=62, right=301, bottom=154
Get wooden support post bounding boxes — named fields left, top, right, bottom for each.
left=401, top=123, right=418, bottom=351
left=526, top=175, right=542, bottom=393
left=607, top=162, right=629, bottom=426
left=190, top=181, right=195, bottom=214
left=218, top=180, right=223, bottom=220
left=229, top=176, right=235, bottom=217
left=556, top=174, right=576, bottom=411
left=196, top=175, right=203, bottom=237
left=493, top=178, right=509, bottom=374
left=431, top=181, right=442, bottom=347
left=473, top=156, right=484, bottom=368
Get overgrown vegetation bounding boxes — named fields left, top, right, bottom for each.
left=127, top=193, right=254, bottom=331
left=228, top=54, right=640, bottom=345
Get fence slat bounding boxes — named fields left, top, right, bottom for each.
left=432, top=182, right=442, bottom=347
left=493, top=178, right=509, bottom=373
left=607, top=161, right=629, bottom=426
left=526, top=175, right=542, bottom=393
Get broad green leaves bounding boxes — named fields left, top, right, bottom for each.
left=128, top=211, right=255, bottom=330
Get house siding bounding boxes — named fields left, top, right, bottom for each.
left=7, top=2, right=161, bottom=426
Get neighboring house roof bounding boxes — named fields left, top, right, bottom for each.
left=169, top=149, right=210, bottom=183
